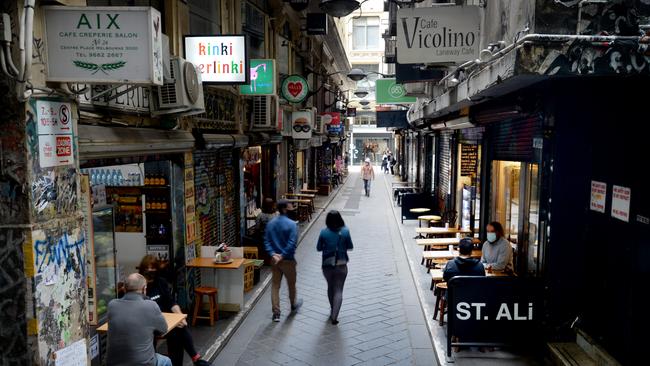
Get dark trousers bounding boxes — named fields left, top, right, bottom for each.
left=322, top=264, right=348, bottom=321
left=166, top=326, right=199, bottom=366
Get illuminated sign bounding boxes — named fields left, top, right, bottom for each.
left=184, top=35, right=249, bottom=84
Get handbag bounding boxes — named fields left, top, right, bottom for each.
left=323, top=233, right=342, bottom=267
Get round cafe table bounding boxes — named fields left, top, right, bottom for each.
left=417, top=214, right=442, bottom=228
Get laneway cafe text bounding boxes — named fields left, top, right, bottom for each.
left=185, top=35, right=248, bottom=84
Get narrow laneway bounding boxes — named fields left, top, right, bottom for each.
left=214, top=167, right=436, bottom=366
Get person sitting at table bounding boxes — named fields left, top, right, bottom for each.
left=107, top=273, right=171, bottom=366
left=443, top=238, right=486, bottom=282
left=481, top=221, right=514, bottom=273
left=139, top=255, right=210, bottom=366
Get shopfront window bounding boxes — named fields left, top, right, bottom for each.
left=491, top=160, right=541, bottom=274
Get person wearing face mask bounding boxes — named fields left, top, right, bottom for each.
left=138, top=255, right=210, bottom=366
left=480, top=221, right=514, bottom=273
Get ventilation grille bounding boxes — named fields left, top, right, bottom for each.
left=253, top=96, right=269, bottom=126
left=159, top=59, right=179, bottom=106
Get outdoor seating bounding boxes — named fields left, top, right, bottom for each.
left=192, top=287, right=219, bottom=326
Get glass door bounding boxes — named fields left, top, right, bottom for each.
left=92, top=207, right=117, bottom=322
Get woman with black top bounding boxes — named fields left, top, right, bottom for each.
left=139, top=255, right=210, bottom=366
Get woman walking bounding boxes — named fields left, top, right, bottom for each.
left=361, top=158, right=375, bottom=197
left=317, top=210, right=354, bottom=324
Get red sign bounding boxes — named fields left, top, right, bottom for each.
left=56, top=136, right=72, bottom=158
left=321, top=112, right=341, bottom=125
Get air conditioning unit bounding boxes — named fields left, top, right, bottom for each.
left=405, top=82, right=428, bottom=98
left=152, top=57, right=205, bottom=116
left=252, top=96, right=279, bottom=128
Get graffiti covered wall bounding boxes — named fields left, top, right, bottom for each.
left=30, top=227, right=88, bottom=365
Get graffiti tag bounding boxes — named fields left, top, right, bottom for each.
left=34, top=233, right=85, bottom=275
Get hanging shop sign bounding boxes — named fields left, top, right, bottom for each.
left=460, top=144, right=479, bottom=177
left=307, top=13, right=328, bottom=35
left=611, top=185, right=631, bottom=222
left=281, top=75, right=310, bottom=103
left=291, top=111, right=313, bottom=139
left=184, top=35, right=249, bottom=84
left=32, top=99, right=76, bottom=168
left=397, top=6, right=480, bottom=65
left=376, top=79, right=417, bottom=104
left=322, top=112, right=342, bottom=133
left=43, top=6, right=163, bottom=85
left=376, top=110, right=409, bottom=129
left=590, top=181, right=607, bottom=213
left=447, top=276, right=542, bottom=358
left=240, top=59, right=276, bottom=95
left=287, top=0, right=310, bottom=12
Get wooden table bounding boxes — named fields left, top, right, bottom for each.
left=422, top=249, right=482, bottom=260
left=186, top=258, right=246, bottom=312
left=285, top=193, right=316, bottom=198
left=301, top=189, right=319, bottom=194
left=415, top=237, right=480, bottom=246
left=415, top=227, right=472, bottom=237
left=97, top=312, right=187, bottom=334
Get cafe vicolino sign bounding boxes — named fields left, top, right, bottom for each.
left=44, top=7, right=164, bottom=85
left=397, top=6, right=480, bottom=65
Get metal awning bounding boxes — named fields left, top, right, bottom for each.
left=202, top=134, right=248, bottom=149
left=416, top=34, right=645, bottom=125
left=78, top=125, right=195, bottom=159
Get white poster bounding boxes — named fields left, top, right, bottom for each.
left=397, top=6, right=480, bottom=64
left=54, top=339, right=88, bottom=366
left=611, top=185, right=631, bottom=222
left=39, top=135, right=75, bottom=168
left=44, top=7, right=163, bottom=85
left=147, top=245, right=170, bottom=261
left=89, top=335, right=99, bottom=360
left=36, top=100, right=73, bottom=135
left=590, top=181, right=606, bottom=213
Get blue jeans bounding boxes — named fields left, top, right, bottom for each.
left=363, top=179, right=371, bottom=196
left=156, top=353, right=172, bottom=366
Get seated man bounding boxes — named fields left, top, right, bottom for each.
left=443, top=238, right=486, bottom=282
left=107, top=273, right=170, bottom=366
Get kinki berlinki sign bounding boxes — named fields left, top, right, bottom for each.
left=44, top=6, right=164, bottom=85
left=397, top=6, right=480, bottom=65
left=184, top=35, right=249, bottom=84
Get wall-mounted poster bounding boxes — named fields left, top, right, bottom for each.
left=611, top=185, right=631, bottom=222
left=590, top=181, right=606, bottom=213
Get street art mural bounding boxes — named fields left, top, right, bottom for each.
left=31, top=227, right=88, bottom=365
left=0, top=229, right=30, bottom=366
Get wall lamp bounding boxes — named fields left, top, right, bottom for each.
left=354, top=89, right=368, bottom=98
left=347, top=68, right=395, bottom=81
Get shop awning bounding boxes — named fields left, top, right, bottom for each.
left=78, top=125, right=195, bottom=159
left=202, top=133, right=248, bottom=149
left=415, top=34, right=646, bottom=126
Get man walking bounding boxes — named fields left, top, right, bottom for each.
left=107, top=273, right=171, bottom=366
left=264, top=199, right=303, bottom=322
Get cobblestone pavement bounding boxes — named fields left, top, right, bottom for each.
left=213, top=167, right=437, bottom=366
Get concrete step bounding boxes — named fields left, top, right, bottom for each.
left=548, top=342, right=596, bottom=366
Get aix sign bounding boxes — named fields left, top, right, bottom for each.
left=44, top=6, right=164, bottom=85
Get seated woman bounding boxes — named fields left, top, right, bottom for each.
left=139, top=255, right=210, bottom=366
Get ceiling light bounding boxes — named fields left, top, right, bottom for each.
left=347, top=68, right=367, bottom=81
left=354, top=90, right=368, bottom=98
left=319, top=0, right=361, bottom=18
left=359, top=100, right=370, bottom=106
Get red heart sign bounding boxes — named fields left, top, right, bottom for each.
left=287, top=82, right=303, bottom=97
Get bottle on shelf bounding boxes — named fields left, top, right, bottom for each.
left=154, top=198, right=162, bottom=210
left=90, top=170, right=97, bottom=185
left=117, top=171, right=124, bottom=186
left=160, top=197, right=167, bottom=210
left=99, top=169, right=106, bottom=185
left=159, top=173, right=166, bottom=186
left=145, top=197, right=151, bottom=210
left=144, top=174, right=151, bottom=186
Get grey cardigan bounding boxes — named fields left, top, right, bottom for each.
left=107, top=292, right=168, bottom=366
left=480, top=237, right=514, bottom=272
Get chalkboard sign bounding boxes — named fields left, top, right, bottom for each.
left=460, top=144, right=478, bottom=176
left=447, top=276, right=543, bottom=357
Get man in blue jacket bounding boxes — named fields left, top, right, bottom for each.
left=264, top=199, right=303, bottom=322
left=443, top=238, right=486, bottom=282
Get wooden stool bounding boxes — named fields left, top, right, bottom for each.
left=297, top=204, right=311, bottom=222
left=430, top=269, right=443, bottom=290
left=192, top=287, right=218, bottom=326
left=433, top=282, right=447, bottom=326
left=243, top=247, right=258, bottom=259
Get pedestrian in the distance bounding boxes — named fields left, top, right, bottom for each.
left=264, top=199, right=303, bottom=322
left=317, top=210, right=353, bottom=325
left=361, top=158, right=375, bottom=197
left=390, top=155, right=397, bottom=175
left=381, top=155, right=389, bottom=174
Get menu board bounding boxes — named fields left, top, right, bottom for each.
left=461, top=144, right=479, bottom=176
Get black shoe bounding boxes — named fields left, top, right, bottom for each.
left=194, top=360, right=211, bottom=366
left=272, top=313, right=280, bottom=322
left=291, top=298, right=303, bottom=313
left=331, top=318, right=339, bottom=325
